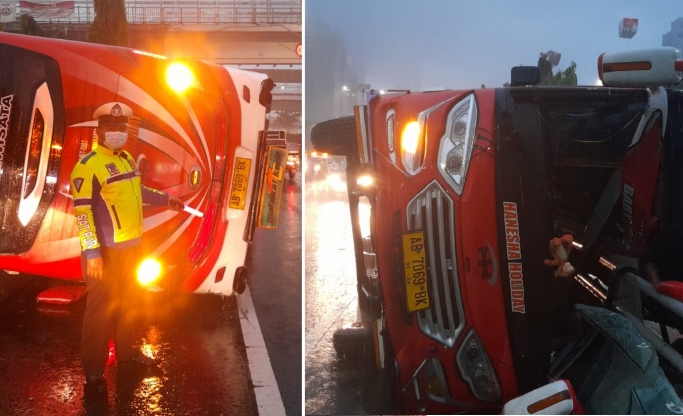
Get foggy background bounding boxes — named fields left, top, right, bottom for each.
left=305, top=0, right=683, bottom=145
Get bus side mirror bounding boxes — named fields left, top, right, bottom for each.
left=259, top=78, right=275, bottom=107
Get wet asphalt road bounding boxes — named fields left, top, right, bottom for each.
left=0, top=276, right=255, bottom=416
left=304, top=177, right=394, bottom=415
left=247, top=171, right=303, bottom=416
left=0, top=172, right=303, bottom=416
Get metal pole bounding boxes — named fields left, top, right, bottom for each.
left=617, top=307, right=683, bottom=373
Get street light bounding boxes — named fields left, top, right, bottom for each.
left=342, top=85, right=349, bottom=91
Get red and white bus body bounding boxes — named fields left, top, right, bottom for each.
left=0, top=33, right=270, bottom=296
left=355, top=84, right=669, bottom=412
left=311, top=46, right=683, bottom=415
left=365, top=90, right=517, bottom=413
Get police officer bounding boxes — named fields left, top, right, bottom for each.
left=71, top=102, right=183, bottom=395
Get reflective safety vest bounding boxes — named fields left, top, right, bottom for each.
left=70, top=146, right=168, bottom=259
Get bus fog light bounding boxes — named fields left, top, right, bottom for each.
left=137, top=259, right=162, bottom=286
left=426, top=372, right=446, bottom=399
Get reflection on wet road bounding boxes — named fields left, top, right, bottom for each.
left=0, top=278, right=255, bottom=415
left=247, top=172, right=303, bottom=416
left=0, top=172, right=303, bottom=416
left=304, top=178, right=394, bottom=415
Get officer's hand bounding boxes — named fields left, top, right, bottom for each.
left=87, top=257, right=104, bottom=280
left=168, top=197, right=184, bottom=212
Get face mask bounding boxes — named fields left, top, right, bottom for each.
left=103, top=131, right=128, bottom=150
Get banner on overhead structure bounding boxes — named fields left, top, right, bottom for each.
left=20, top=1, right=75, bottom=19
left=0, top=2, right=15, bottom=23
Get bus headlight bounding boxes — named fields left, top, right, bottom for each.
left=356, top=174, right=374, bottom=187
left=456, top=329, right=501, bottom=402
left=437, top=94, right=477, bottom=195
left=137, top=258, right=162, bottom=286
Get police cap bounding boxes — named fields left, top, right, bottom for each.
left=92, top=102, right=133, bottom=125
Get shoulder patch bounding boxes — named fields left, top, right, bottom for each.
left=105, top=163, right=120, bottom=176
left=80, top=151, right=96, bottom=165
left=73, top=177, right=84, bottom=193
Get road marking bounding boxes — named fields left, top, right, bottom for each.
left=237, top=285, right=286, bottom=416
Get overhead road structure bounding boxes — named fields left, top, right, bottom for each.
left=3, top=1, right=302, bottom=66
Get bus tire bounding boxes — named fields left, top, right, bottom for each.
left=311, top=116, right=357, bottom=157
left=332, top=326, right=374, bottom=361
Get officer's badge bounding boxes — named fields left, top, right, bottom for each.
left=105, top=163, right=120, bottom=176
left=111, top=104, right=122, bottom=117
left=73, top=177, right=84, bottom=193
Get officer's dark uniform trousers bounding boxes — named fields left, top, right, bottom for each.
left=80, top=246, right=143, bottom=378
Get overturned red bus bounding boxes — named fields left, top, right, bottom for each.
left=312, top=47, right=683, bottom=414
left=0, top=32, right=276, bottom=296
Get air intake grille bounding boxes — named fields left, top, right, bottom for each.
left=406, top=180, right=465, bottom=347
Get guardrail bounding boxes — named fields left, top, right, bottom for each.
left=8, top=1, right=302, bottom=25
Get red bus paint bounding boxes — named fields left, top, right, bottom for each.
left=0, top=33, right=271, bottom=296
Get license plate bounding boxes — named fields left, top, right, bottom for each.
left=402, top=231, right=430, bottom=312
left=229, top=157, right=251, bottom=210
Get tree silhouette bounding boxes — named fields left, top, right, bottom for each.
left=538, top=53, right=577, bottom=86
left=268, top=111, right=302, bottom=133
left=553, top=61, right=577, bottom=85
left=89, top=0, right=129, bottom=46
left=20, top=14, right=46, bottom=37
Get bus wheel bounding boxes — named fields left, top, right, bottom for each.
left=332, top=326, right=374, bottom=361
left=310, top=116, right=357, bottom=157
